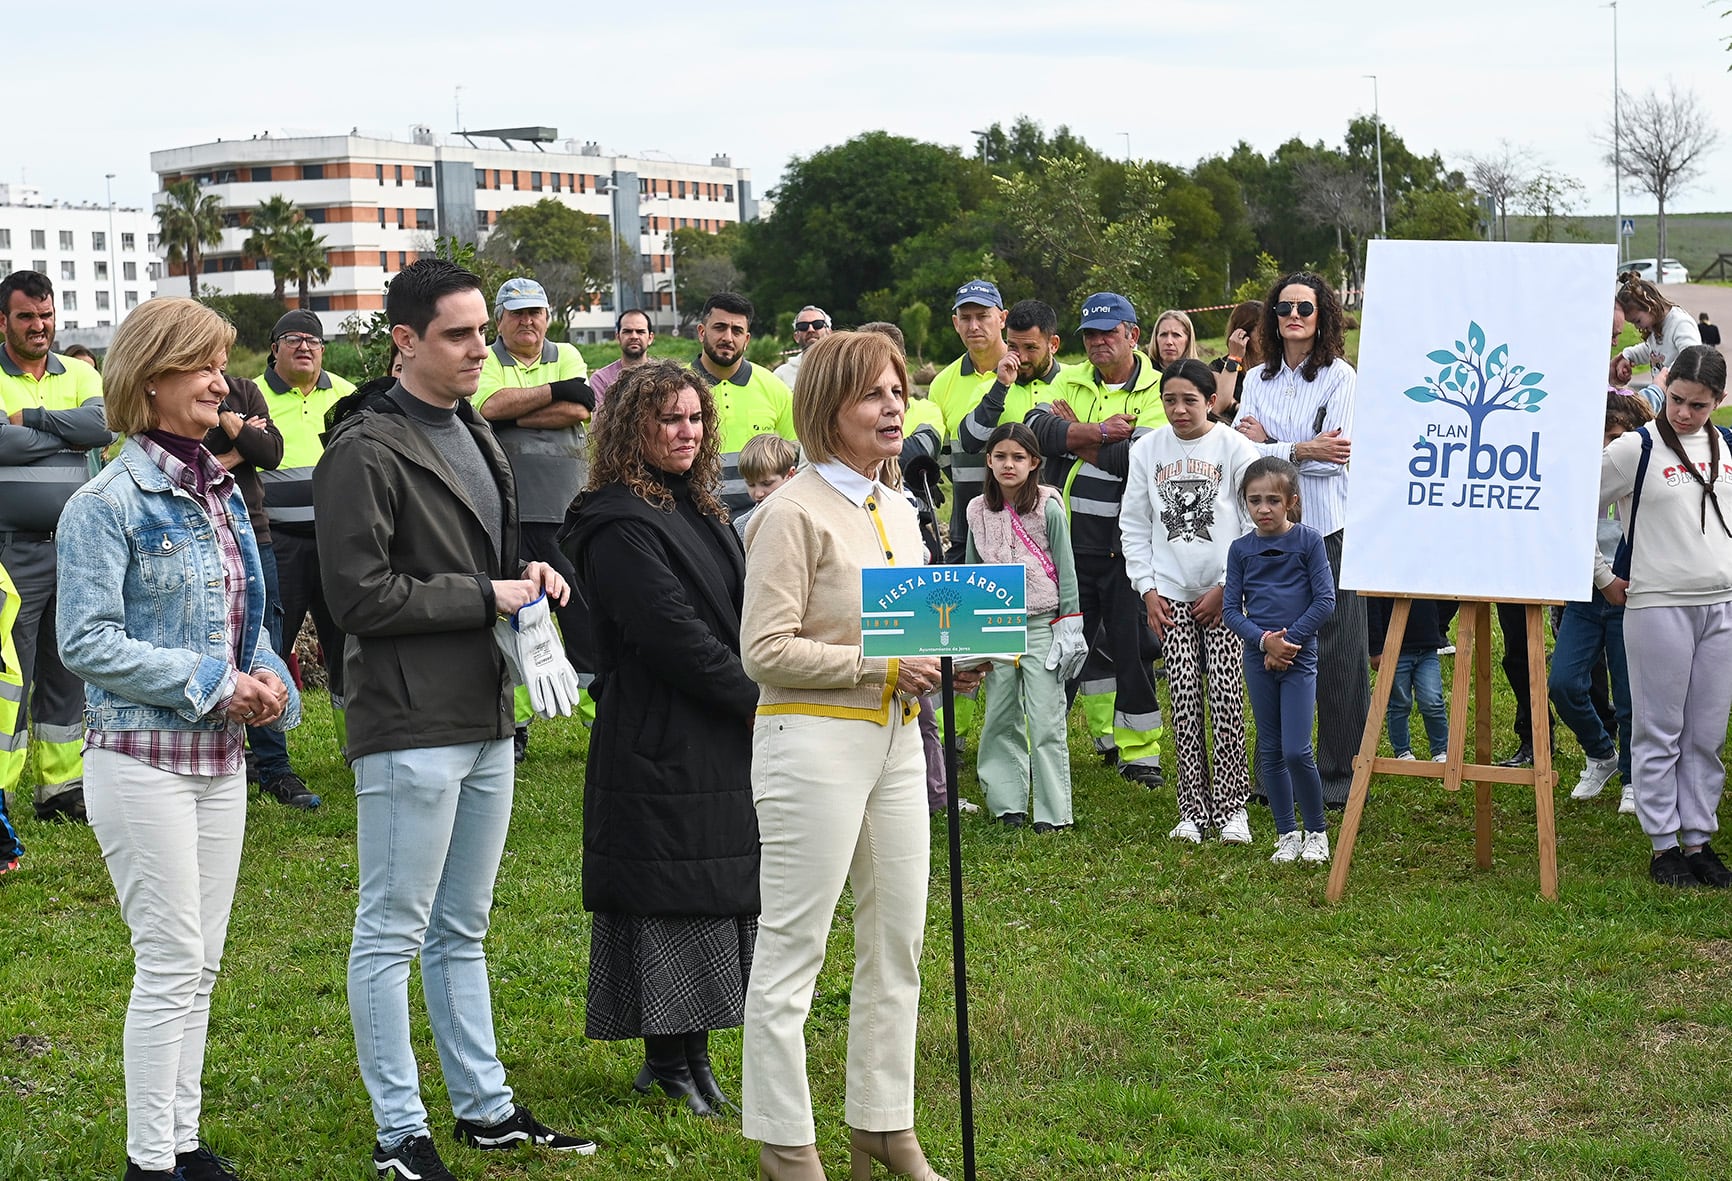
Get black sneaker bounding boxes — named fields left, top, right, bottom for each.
left=1120, top=763, right=1164, bottom=789
left=176, top=1143, right=239, bottom=1181
left=261, top=772, right=321, bottom=810
left=1650, top=846, right=1699, bottom=888
left=1098, top=747, right=1120, bottom=768
left=1687, top=844, right=1732, bottom=888
left=996, top=811, right=1027, bottom=829
left=454, top=1103, right=596, bottom=1154
left=1031, top=821, right=1069, bottom=834
left=1495, top=744, right=1534, bottom=769
left=513, top=726, right=530, bottom=765
left=374, top=1135, right=454, bottom=1180
left=123, top=1163, right=185, bottom=1180
left=34, top=787, right=88, bottom=823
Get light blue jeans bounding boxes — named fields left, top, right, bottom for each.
left=1386, top=650, right=1448, bottom=757
left=348, top=739, right=517, bottom=1146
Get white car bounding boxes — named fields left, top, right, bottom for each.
left=1620, top=257, right=1691, bottom=285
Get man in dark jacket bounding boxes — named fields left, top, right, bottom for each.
left=314, top=258, right=595, bottom=1181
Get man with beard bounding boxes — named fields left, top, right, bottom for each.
left=0, top=270, right=107, bottom=835
left=689, top=292, right=795, bottom=515
left=473, top=277, right=597, bottom=750
left=587, top=308, right=653, bottom=404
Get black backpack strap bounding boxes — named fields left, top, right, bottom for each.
left=1611, top=426, right=1653, bottom=581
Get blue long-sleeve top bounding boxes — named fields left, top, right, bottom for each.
left=1222, top=523, right=1337, bottom=653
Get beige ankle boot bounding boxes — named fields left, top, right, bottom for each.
left=848, top=1128, right=947, bottom=1181
left=759, top=1142, right=825, bottom=1181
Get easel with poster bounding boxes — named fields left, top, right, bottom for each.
left=1329, top=239, right=1618, bottom=903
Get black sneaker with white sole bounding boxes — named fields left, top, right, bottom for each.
left=374, top=1134, right=455, bottom=1181
left=453, top=1103, right=597, bottom=1154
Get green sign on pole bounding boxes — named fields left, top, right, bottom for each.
left=860, top=564, right=1027, bottom=659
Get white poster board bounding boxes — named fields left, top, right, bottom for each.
left=1341, top=240, right=1618, bottom=601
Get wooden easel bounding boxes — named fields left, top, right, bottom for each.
left=1326, top=596, right=1561, bottom=903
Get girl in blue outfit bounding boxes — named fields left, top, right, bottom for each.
left=1222, top=457, right=1337, bottom=864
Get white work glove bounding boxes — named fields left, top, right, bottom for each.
left=1046, top=613, right=1088, bottom=682
left=510, top=593, right=582, bottom=718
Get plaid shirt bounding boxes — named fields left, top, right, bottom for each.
left=87, top=438, right=247, bottom=776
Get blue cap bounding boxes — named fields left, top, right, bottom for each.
left=952, top=279, right=1003, bottom=310
left=495, top=277, right=550, bottom=311
left=1078, top=292, right=1136, bottom=330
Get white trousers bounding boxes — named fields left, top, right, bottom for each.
left=742, top=711, right=929, bottom=1146
left=85, top=748, right=246, bottom=1172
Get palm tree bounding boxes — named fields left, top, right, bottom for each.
left=272, top=223, right=332, bottom=307
left=243, top=195, right=303, bottom=303
left=154, top=179, right=225, bottom=298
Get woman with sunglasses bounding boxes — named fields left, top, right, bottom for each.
left=1235, top=273, right=1368, bottom=808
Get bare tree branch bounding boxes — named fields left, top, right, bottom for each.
left=1463, top=141, right=1534, bottom=241
left=1603, top=80, right=1720, bottom=266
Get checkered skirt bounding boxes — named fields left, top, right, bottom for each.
left=584, top=912, right=757, bottom=1040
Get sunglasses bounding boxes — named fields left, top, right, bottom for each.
left=795, top=319, right=829, bottom=332
left=1273, top=301, right=1316, bottom=319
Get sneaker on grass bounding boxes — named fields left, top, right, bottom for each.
left=454, top=1103, right=596, bottom=1154
left=1571, top=755, right=1619, bottom=800
left=1300, top=831, right=1331, bottom=863
left=176, top=1143, right=239, bottom=1181
left=1120, top=762, right=1164, bottom=789
left=1618, top=786, right=1637, bottom=815
left=1686, top=844, right=1732, bottom=889
left=375, top=1134, right=454, bottom=1181
left=1394, top=750, right=1416, bottom=761
left=1269, top=831, right=1303, bottom=864
left=1219, top=809, right=1253, bottom=845
left=1431, top=752, right=1448, bottom=763
left=1649, top=846, right=1697, bottom=888
left=261, top=771, right=321, bottom=810
left=1168, top=819, right=1203, bottom=844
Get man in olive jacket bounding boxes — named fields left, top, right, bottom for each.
left=314, top=258, right=595, bottom=1180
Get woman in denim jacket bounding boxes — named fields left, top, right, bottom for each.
left=55, top=299, right=300, bottom=1181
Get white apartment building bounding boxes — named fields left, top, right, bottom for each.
left=0, top=184, right=161, bottom=347
left=150, top=127, right=757, bottom=341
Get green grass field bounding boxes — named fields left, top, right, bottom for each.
left=5, top=647, right=1732, bottom=1179
left=1503, top=211, right=1732, bottom=279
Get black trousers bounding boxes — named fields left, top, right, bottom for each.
left=1496, top=601, right=1557, bottom=748
left=274, top=528, right=345, bottom=706
left=520, top=522, right=594, bottom=675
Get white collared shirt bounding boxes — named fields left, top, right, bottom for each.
left=814, top=459, right=891, bottom=508
left=1237, top=356, right=1357, bottom=537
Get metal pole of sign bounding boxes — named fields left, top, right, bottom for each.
left=937, top=657, right=978, bottom=1181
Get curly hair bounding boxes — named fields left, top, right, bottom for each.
left=1615, top=272, right=1675, bottom=326
left=585, top=359, right=727, bottom=520
left=1257, top=271, right=1346, bottom=382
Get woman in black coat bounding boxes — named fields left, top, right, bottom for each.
left=559, top=359, right=759, bottom=1118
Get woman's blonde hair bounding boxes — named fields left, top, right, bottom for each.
left=104, top=298, right=237, bottom=436
left=1148, top=309, right=1199, bottom=361
left=792, top=331, right=909, bottom=467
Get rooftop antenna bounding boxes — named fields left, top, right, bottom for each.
left=454, top=85, right=463, bottom=132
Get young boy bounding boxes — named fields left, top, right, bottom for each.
left=1367, top=598, right=1451, bottom=761
left=1551, top=390, right=1653, bottom=811
left=733, top=433, right=799, bottom=540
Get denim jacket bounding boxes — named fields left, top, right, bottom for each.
left=56, top=437, right=301, bottom=733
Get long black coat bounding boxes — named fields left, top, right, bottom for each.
left=560, top=475, right=759, bottom=918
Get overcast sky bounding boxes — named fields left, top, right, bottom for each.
left=15, top=0, right=1731, bottom=225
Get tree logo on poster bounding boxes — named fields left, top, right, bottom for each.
left=1403, top=321, right=1547, bottom=511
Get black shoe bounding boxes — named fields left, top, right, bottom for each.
left=1032, top=821, right=1069, bottom=834
left=997, top=811, right=1027, bottom=829
left=1099, top=747, right=1120, bottom=768
left=455, top=1101, right=597, bottom=1151
left=1650, top=846, right=1699, bottom=888
left=34, top=787, right=87, bottom=824
left=374, top=1134, right=454, bottom=1179
left=261, top=772, right=321, bottom=810
left=513, top=726, right=529, bottom=765
left=1119, top=763, right=1164, bottom=789
left=633, top=1035, right=716, bottom=1117
left=123, top=1163, right=185, bottom=1181
left=176, top=1143, right=239, bottom=1181
left=1687, top=844, right=1732, bottom=888
left=1496, top=744, right=1534, bottom=769
left=685, top=1029, right=739, bottom=1114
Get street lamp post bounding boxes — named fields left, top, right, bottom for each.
left=1608, top=1, right=1623, bottom=264
left=104, top=172, right=119, bottom=327
left=1364, top=75, right=1387, bottom=237
left=597, top=177, right=622, bottom=316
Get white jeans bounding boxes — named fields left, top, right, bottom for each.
left=742, top=711, right=929, bottom=1146
left=85, top=748, right=246, bottom=1172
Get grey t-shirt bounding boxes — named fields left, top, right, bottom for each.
left=390, top=385, right=504, bottom=564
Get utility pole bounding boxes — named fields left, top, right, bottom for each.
left=1120, top=132, right=1131, bottom=163
left=104, top=172, right=119, bottom=327
left=1364, top=75, right=1386, bottom=237
left=1608, top=1, right=1623, bottom=264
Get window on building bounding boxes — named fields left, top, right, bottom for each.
left=398, top=251, right=407, bottom=269
left=376, top=164, right=385, bottom=182
left=395, top=165, right=404, bottom=186
left=0, top=260, right=8, bottom=274
left=95, top=261, right=108, bottom=280
left=96, top=290, right=111, bottom=310
left=125, top=291, right=138, bottom=309
left=416, top=209, right=435, bottom=229
left=380, top=251, right=389, bottom=269
left=93, top=231, right=106, bottom=251
left=249, top=168, right=272, bottom=183
left=396, top=210, right=405, bottom=229
left=63, top=320, right=77, bottom=329
left=121, top=232, right=135, bottom=251
left=62, top=291, right=76, bottom=311
left=415, top=166, right=432, bottom=187
left=551, top=173, right=562, bottom=193
left=123, top=261, right=137, bottom=280
left=61, top=261, right=75, bottom=280
left=677, top=180, right=686, bottom=199
left=724, top=185, right=733, bottom=202
left=31, top=229, right=45, bottom=250
left=148, top=233, right=159, bottom=251
left=378, top=208, right=388, bottom=227
left=309, top=295, right=332, bottom=312
left=531, top=171, right=543, bottom=191
left=306, top=208, right=327, bottom=224
left=640, top=217, right=650, bottom=235
left=475, top=171, right=487, bottom=190
left=147, top=262, right=161, bottom=280
left=0, top=229, right=9, bottom=248
left=302, top=164, right=325, bottom=180
left=32, top=259, right=46, bottom=274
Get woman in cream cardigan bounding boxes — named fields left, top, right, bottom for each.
left=739, top=330, right=946, bottom=1181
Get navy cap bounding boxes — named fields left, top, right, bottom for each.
left=1078, top=292, right=1137, bottom=330
left=952, top=279, right=1003, bottom=310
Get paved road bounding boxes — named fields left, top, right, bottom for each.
left=1660, top=283, right=1730, bottom=355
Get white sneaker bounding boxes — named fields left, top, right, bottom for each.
left=1395, top=750, right=1417, bottom=761
left=1270, top=831, right=1304, bottom=863
left=1300, top=831, right=1331, bottom=863
left=1571, top=755, right=1619, bottom=801
left=956, top=798, right=982, bottom=814
left=1219, top=808, right=1253, bottom=844
left=1168, top=819, right=1203, bottom=844
left=1618, top=785, right=1637, bottom=815
left=1432, top=752, right=1449, bottom=763
left=1437, top=644, right=1456, bottom=656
